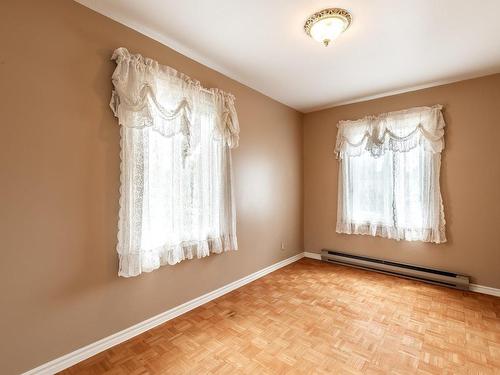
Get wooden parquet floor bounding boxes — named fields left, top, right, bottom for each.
left=61, top=259, right=500, bottom=375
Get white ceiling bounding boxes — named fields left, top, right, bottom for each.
left=77, top=0, right=500, bottom=112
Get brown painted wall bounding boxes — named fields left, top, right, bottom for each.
left=2, top=1, right=499, bottom=373
left=304, top=74, right=500, bottom=289
left=0, top=1, right=303, bottom=373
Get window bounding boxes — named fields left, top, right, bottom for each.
left=335, top=106, right=446, bottom=243
left=110, top=48, right=239, bottom=277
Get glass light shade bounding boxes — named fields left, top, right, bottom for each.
left=304, top=8, right=352, bottom=47
left=310, top=16, right=348, bottom=46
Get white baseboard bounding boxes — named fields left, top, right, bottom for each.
left=20, top=251, right=500, bottom=374
left=470, top=284, right=500, bottom=297
left=22, top=252, right=304, bottom=375
left=304, top=251, right=321, bottom=260
left=303, top=252, right=500, bottom=297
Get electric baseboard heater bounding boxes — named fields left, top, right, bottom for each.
left=321, top=249, right=469, bottom=290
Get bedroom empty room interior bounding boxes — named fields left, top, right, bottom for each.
left=0, top=1, right=499, bottom=374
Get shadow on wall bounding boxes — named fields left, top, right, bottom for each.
left=440, top=106, right=453, bottom=246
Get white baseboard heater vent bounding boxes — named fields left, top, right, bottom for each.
left=321, top=250, right=469, bottom=290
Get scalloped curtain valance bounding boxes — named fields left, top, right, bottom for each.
left=110, top=48, right=239, bottom=277
left=110, top=47, right=239, bottom=149
left=335, top=105, right=446, bottom=243
left=335, top=105, right=445, bottom=159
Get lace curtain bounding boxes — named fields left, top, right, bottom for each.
left=335, top=105, right=446, bottom=243
left=110, top=48, right=239, bottom=277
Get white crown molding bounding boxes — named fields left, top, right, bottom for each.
left=21, top=252, right=304, bottom=375
left=73, top=0, right=277, bottom=107
left=74, top=1, right=230, bottom=77
left=304, top=70, right=500, bottom=113
left=74, top=1, right=500, bottom=114
left=21, top=251, right=500, bottom=374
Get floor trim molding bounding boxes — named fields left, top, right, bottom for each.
left=303, top=251, right=321, bottom=260
left=22, top=252, right=304, bottom=375
left=20, top=251, right=500, bottom=374
left=303, top=252, right=500, bottom=297
left=470, top=283, right=500, bottom=297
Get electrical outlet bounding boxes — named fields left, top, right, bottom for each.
left=281, top=241, right=286, bottom=250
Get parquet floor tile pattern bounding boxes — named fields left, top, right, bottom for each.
left=61, top=259, right=500, bottom=375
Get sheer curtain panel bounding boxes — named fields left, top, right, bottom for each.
left=335, top=105, right=446, bottom=243
left=110, top=48, right=239, bottom=277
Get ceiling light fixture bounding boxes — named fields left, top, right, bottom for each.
left=304, top=8, right=352, bottom=47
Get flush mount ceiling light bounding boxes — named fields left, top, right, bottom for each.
left=304, top=8, right=352, bottom=47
